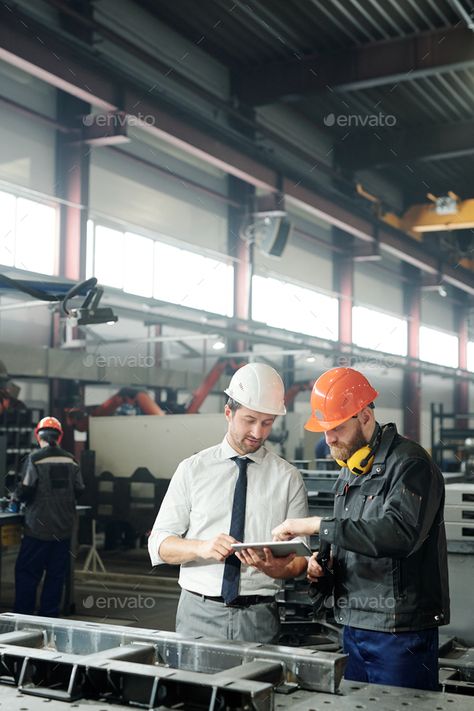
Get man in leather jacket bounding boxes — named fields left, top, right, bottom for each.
left=273, top=367, right=449, bottom=691
left=14, top=416, right=84, bottom=617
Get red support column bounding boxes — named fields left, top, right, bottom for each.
left=402, top=264, right=421, bottom=441
left=52, top=92, right=91, bottom=440
left=332, top=228, right=354, bottom=352
left=228, top=176, right=253, bottom=355
left=454, top=298, right=469, bottom=429
left=56, top=92, right=90, bottom=281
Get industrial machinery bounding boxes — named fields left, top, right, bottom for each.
left=0, top=273, right=118, bottom=326
left=65, top=386, right=165, bottom=432
left=461, top=439, right=474, bottom=480
left=0, top=360, right=43, bottom=497
left=0, top=614, right=472, bottom=710
left=430, top=403, right=474, bottom=474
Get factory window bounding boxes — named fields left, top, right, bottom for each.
left=467, top=342, right=474, bottom=372
left=0, top=191, right=15, bottom=267
left=419, top=325, right=458, bottom=368
left=154, top=242, right=233, bottom=316
left=0, top=191, right=57, bottom=275
left=88, top=222, right=233, bottom=315
left=252, top=275, right=338, bottom=340
left=86, top=219, right=94, bottom=279
left=94, top=225, right=125, bottom=289
left=352, top=306, right=407, bottom=356
left=93, top=227, right=154, bottom=297
left=124, top=232, right=154, bottom=298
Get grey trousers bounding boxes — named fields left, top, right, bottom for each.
left=175, top=589, right=280, bottom=644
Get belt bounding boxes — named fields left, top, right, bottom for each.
left=186, top=590, right=275, bottom=608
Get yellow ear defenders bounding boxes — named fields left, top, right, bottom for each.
left=336, top=446, right=375, bottom=476
left=335, top=425, right=382, bottom=476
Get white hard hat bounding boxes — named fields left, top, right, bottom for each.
left=224, top=363, right=287, bottom=416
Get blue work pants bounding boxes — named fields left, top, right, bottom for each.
left=14, top=535, right=70, bottom=617
left=343, top=625, right=439, bottom=690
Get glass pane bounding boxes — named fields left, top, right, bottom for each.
left=419, top=325, right=458, bottom=368
left=252, top=275, right=338, bottom=340
left=154, top=242, right=233, bottom=316
left=124, top=232, right=153, bottom=297
left=86, top=219, right=94, bottom=279
left=0, top=191, right=15, bottom=267
left=468, top=342, right=474, bottom=372
left=94, top=225, right=124, bottom=288
left=353, top=306, right=407, bottom=356
left=15, top=198, right=57, bottom=275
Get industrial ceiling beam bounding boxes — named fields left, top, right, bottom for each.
left=234, top=26, right=474, bottom=105
left=336, top=120, right=474, bottom=170
left=111, top=302, right=474, bottom=383
left=402, top=198, right=474, bottom=232
left=0, top=6, right=116, bottom=109
left=2, top=5, right=474, bottom=296
left=283, top=183, right=474, bottom=296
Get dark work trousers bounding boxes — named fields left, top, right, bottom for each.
left=14, top=535, right=70, bottom=617
left=343, top=625, right=439, bottom=690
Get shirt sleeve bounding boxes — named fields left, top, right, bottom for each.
left=286, top=468, right=310, bottom=545
left=319, top=457, right=443, bottom=558
left=148, top=459, right=192, bottom=566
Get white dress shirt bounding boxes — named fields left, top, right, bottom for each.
left=148, top=436, right=309, bottom=596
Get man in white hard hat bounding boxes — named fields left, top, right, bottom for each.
left=148, top=363, right=308, bottom=643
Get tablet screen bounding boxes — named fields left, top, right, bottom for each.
left=231, top=539, right=312, bottom=557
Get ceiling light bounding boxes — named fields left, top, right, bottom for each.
left=306, top=355, right=316, bottom=363
left=212, top=340, right=226, bottom=351
left=421, top=284, right=447, bottom=298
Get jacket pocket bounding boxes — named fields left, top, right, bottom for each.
left=392, top=560, right=407, bottom=600
left=333, top=478, right=347, bottom=518
left=359, top=478, right=385, bottom=520
left=399, top=486, right=422, bottom=528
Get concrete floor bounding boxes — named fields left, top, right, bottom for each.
left=0, top=545, right=180, bottom=629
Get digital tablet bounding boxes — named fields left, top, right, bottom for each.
left=231, top=539, right=312, bottom=557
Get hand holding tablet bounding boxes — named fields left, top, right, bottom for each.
left=231, top=537, right=312, bottom=557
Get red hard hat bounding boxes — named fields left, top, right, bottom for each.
left=305, top=367, right=378, bottom=432
left=35, top=416, right=63, bottom=443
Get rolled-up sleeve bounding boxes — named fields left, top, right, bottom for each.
left=148, top=461, right=191, bottom=566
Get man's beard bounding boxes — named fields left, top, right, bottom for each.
left=235, top=436, right=262, bottom=454
left=329, top=423, right=367, bottom=462
left=227, top=428, right=263, bottom=454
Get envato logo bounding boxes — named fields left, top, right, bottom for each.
left=82, top=112, right=156, bottom=127
left=83, top=354, right=155, bottom=368
left=336, top=354, right=397, bottom=370
left=82, top=594, right=156, bottom=610
left=323, top=112, right=397, bottom=128
left=334, top=594, right=396, bottom=610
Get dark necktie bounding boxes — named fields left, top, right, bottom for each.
left=221, top=456, right=250, bottom=604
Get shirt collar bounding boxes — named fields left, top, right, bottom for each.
left=220, top=436, right=266, bottom=464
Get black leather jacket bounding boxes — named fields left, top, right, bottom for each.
left=16, top=445, right=84, bottom=541
left=319, top=423, right=450, bottom=632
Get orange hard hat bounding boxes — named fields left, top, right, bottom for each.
left=35, top=416, right=63, bottom=443
left=305, top=367, right=378, bottom=432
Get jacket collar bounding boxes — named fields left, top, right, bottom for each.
left=341, top=422, right=399, bottom=485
